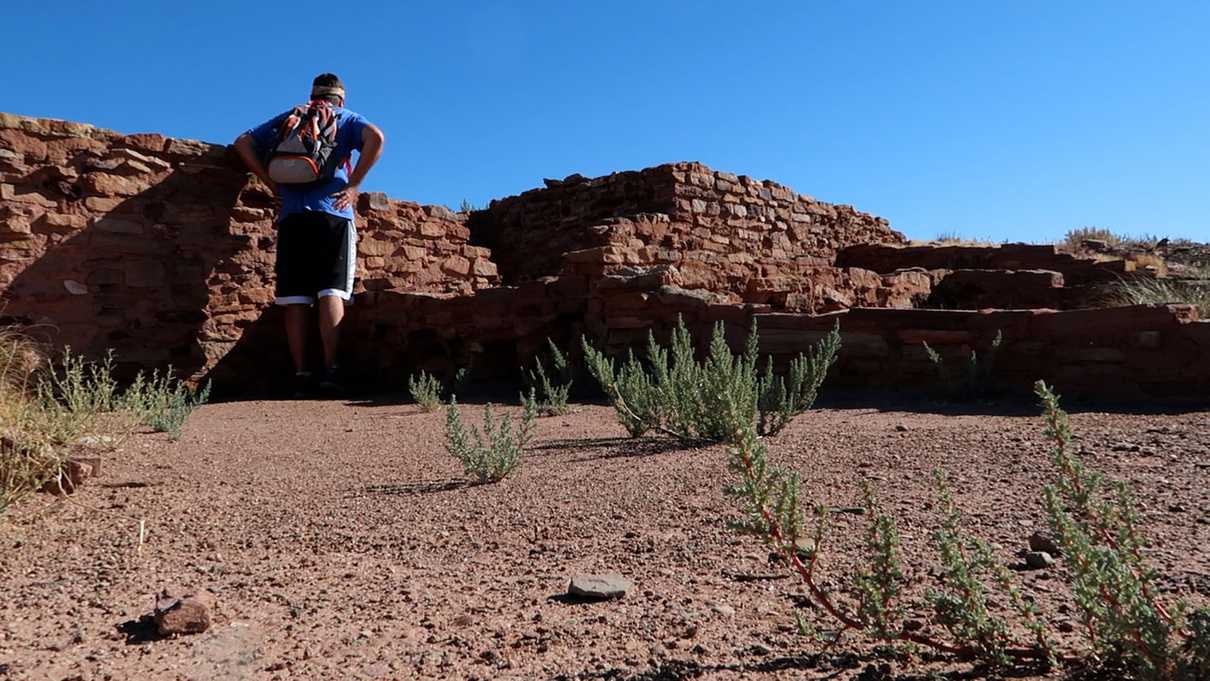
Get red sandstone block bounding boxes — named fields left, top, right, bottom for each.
left=442, top=255, right=471, bottom=276
left=82, top=173, right=149, bottom=197
left=359, top=239, right=393, bottom=257
left=1, top=183, right=57, bottom=207
left=419, top=222, right=446, bottom=238
left=472, top=259, right=497, bottom=277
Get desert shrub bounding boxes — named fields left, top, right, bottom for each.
left=928, top=471, right=1057, bottom=667
left=1100, top=278, right=1210, bottom=317
left=1037, top=380, right=1207, bottom=679
left=582, top=317, right=839, bottom=443
left=444, top=396, right=536, bottom=484
left=0, top=417, right=60, bottom=514
left=725, top=416, right=1055, bottom=669
left=756, top=328, right=840, bottom=436
left=408, top=371, right=444, bottom=412
left=522, top=339, right=572, bottom=416
left=34, top=349, right=125, bottom=441
left=922, top=330, right=1002, bottom=401
left=0, top=334, right=69, bottom=512
left=408, top=368, right=468, bottom=412
left=727, top=380, right=1208, bottom=673
left=1180, top=609, right=1210, bottom=679
left=121, top=371, right=210, bottom=441
left=1062, top=227, right=1125, bottom=252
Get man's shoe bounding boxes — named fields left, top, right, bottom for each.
left=292, top=371, right=315, bottom=398
left=317, top=366, right=345, bottom=394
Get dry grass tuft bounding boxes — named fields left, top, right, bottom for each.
left=1101, top=278, right=1210, bottom=317
left=0, top=330, right=64, bottom=512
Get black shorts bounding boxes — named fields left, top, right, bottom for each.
left=274, top=211, right=356, bottom=305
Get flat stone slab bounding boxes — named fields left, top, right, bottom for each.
left=568, top=574, right=632, bottom=600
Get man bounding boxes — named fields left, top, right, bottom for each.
left=233, top=73, right=385, bottom=394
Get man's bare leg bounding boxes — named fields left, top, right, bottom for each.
left=317, top=295, right=345, bottom=371
left=284, top=304, right=309, bottom=373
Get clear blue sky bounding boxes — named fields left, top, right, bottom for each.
left=3, top=1, right=1208, bottom=242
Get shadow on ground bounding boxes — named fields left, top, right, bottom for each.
left=530, top=436, right=701, bottom=461
left=554, top=654, right=1061, bottom=681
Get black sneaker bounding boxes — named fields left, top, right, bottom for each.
left=317, top=366, right=345, bottom=395
left=291, top=371, right=315, bottom=398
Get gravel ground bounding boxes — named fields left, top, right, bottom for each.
left=1, top=398, right=1207, bottom=680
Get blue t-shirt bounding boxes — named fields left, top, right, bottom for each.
left=246, top=106, right=370, bottom=222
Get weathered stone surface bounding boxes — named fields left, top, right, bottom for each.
left=154, top=589, right=214, bottom=636
left=0, top=114, right=498, bottom=387
left=1028, top=531, right=1061, bottom=556
left=1024, top=551, right=1055, bottom=570
left=2, top=113, right=1207, bottom=403
left=38, top=457, right=94, bottom=495
left=568, top=574, right=632, bottom=600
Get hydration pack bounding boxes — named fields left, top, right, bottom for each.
left=266, top=101, right=341, bottom=184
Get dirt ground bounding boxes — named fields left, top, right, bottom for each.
left=1, top=397, right=1207, bottom=680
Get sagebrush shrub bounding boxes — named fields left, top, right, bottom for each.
left=725, top=417, right=1053, bottom=668
left=409, top=368, right=468, bottom=412
left=523, top=339, right=572, bottom=416
left=1036, top=380, right=1204, bottom=679
left=928, top=471, right=1056, bottom=667
left=583, top=317, right=839, bottom=443
left=444, top=396, right=536, bottom=484
left=121, top=371, right=210, bottom=441
left=725, top=379, right=1206, bottom=675
left=408, top=371, right=444, bottom=412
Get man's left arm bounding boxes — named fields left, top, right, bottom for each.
left=332, top=124, right=386, bottom=211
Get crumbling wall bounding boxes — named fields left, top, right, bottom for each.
left=0, top=113, right=497, bottom=381
left=476, top=161, right=914, bottom=312
left=2, top=112, right=1203, bottom=402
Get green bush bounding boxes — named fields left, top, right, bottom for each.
left=121, top=370, right=210, bottom=441
left=408, top=371, right=444, bottom=412
left=725, top=416, right=1054, bottom=669
left=523, top=339, right=572, bottom=416
left=444, top=396, right=536, bottom=484
left=409, top=368, right=468, bottom=412
left=1037, top=380, right=1207, bottom=679
left=582, top=317, right=839, bottom=443
left=927, top=471, right=1056, bottom=667
left=724, top=379, right=1207, bottom=675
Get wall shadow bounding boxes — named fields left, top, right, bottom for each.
left=1, top=156, right=255, bottom=384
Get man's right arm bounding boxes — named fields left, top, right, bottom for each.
left=233, top=133, right=276, bottom=193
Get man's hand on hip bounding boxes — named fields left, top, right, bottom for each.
left=331, top=185, right=358, bottom=211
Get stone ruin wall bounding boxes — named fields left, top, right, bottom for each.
left=0, top=113, right=496, bottom=383
left=1, top=112, right=1206, bottom=401
left=475, top=162, right=933, bottom=314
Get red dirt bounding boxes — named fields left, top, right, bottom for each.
left=1, top=400, right=1207, bottom=680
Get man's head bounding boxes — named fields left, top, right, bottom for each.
left=311, top=73, right=346, bottom=106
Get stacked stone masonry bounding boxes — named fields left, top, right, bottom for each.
left=474, top=162, right=928, bottom=313
left=0, top=113, right=496, bottom=382
left=1, top=113, right=1205, bottom=401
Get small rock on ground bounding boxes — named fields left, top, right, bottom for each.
left=154, top=589, right=214, bottom=636
left=1025, top=551, right=1055, bottom=570
left=1028, top=531, right=1061, bottom=556
left=568, top=574, right=632, bottom=600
